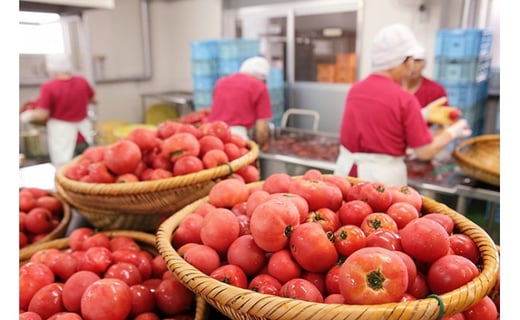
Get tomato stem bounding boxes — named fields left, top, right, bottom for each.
left=366, top=269, right=385, bottom=290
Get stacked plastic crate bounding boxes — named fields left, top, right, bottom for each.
left=190, top=39, right=261, bottom=111
left=434, top=28, right=493, bottom=136
left=267, top=67, right=285, bottom=127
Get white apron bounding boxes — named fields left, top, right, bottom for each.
left=230, top=125, right=250, bottom=141
left=47, top=118, right=93, bottom=167
left=333, top=145, right=407, bottom=186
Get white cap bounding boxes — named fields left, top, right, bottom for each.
left=411, top=44, right=426, bottom=60
left=371, top=23, right=421, bottom=71
left=45, top=54, right=73, bottom=74
left=239, top=56, right=270, bottom=81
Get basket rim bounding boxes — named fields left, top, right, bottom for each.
left=452, top=134, right=500, bottom=177
left=54, top=140, right=259, bottom=195
left=156, top=176, right=500, bottom=320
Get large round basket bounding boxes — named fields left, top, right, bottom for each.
left=19, top=230, right=209, bottom=320
left=452, top=134, right=500, bottom=186
left=55, top=140, right=259, bottom=232
left=156, top=176, right=500, bottom=320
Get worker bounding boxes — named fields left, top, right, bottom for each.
left=333, top=23, right=471, bottom=186
left=20, top=54, right=97, bottom=168
left=206, top=56, right=272, bottom=150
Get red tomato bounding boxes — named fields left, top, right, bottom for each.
left=365, top=229, right=402, bottom=251
left=236, top=164, right=260, bottom=183
left=126, top=127, right=158, bottom=152
left=346, top=181, right=369, bottom=202
left=81, top=232, right=111, bottom=250
left=104, top=262, right=143, bottom=286
left=280, top=278, right=324, bottom=303
left=249, top=197, right=300, bottom=252
left=27, top=283, right=65, bottom=319
left=322, top=175, right=352, bottom=201
left=172, top=213, right=204, bottom=248
left=359, top=182, right=393, bottom=212
left=161, top=132, right=200, bottom=162
left=333, top=225, right=367, bottom=257
left=393, top=250, right=417, bottom=292
left=104, top=139, right=142, bottom=175
left=208, top=179, right=250, bottom=208
left=47, top=312, right=83, bottom=320
left=198, top=135, right=224, bottom=156
left=35, top=195, right=63, bottom=215
left=422, top=213, right=455, bottom=234
left=202, top=149, right=229, bottom=169
left=44, top=251, right=78, bottom=282
left=226, top=235, right=267, bottom=276
left=19, top=189, right=37, bottom=212
left=441, top=313, right=466, bottom=320
left=173, top=155, right=204, bottom=176
left=68, top=227, right=94, bottom=251
left=210, top=264, right=249, bottom=289
left=400, top=217, right=450, bottom=263
left=246, top=190, right=271, bottom=218
left=25, top=207, right=54, bottom=234
left=305, top=207, right=341, bottom=233
left=129, top=284, right=155, bottom=317
left=288, top=178, right=343, bottom=211
left=267, top=249, right=302, bottom=284
left=248, top=274, right=282, bottom=296
left=76, top=246, right=113, bottom=275
left=302, top=169, right=324, bottom=180
left=262, top=173, right=293, bottom=194
left=324, top=293, right=345, bottom=304
left=449, top=233, right=480, bottom=264
left=463, top=296, right=498, bottom=320
left=337, top=199, right=373, bottom=226
left=406, top=271, right=429, bottom=299
left=338, top=247, right=408, bottom=305
left=154, top=278, right=194, bottom=316
left=116, top=173, right=140, bottom=183
left=388, top=185, right=422, bottom=211
left=62, top=270, right=101, bottom=313
left=19, top=262, right=56, bottom=310
left=325, top=263, right=343, bottom=294
left=289, top=222, right=339, bottom=273
left=81, top=278, right=133, bottom=320
left=182, top=244, right=221, bottom=275
left=301, top=272, right=327, bottom=297
left=206, top=120, right=232, bottom=142
left=269, top=193, right=310, bottom=224
left=385, top=202, right=419, bottom=229
left=427, top=254, right=479, bottom=294
left=223, top=142, right=242, bottom=161
left=200, top=208, right=240, bottom=254
left=360, top=212, right=398, bottom=236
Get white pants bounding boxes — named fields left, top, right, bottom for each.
left=47, top=118, right=93, bottom=167
left=334, top=145, right=407, bottom=186
left=230, top=125, right=250, bottom=140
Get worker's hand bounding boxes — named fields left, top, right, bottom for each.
left=20, top=110, right=34, bottom=124
left=445, top=119, right=472, bottom=139
left=421, top=97, right=462, bottom=125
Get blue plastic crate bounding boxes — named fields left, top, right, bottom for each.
left=218, top=58, right=244, bottom=76
left=191, top=40, right=218, bottom=60
left=440, top=80, right=489, bottom=107
left=191, top=59, right=218, bottom=76
left=268, top=87, right=285, bottom=104
left=435, top=28, right=493, bottom=58
left=267, top=68, right=284, bottom=88
left=192, top=74, right=218, bottom=91
left=193, top=90, right=213, bottom=110
left=434, top=56, right=491, bottom=83
left=217, top=39, right=260, bottom=59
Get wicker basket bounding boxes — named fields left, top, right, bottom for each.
left=19, top=230, right=209, bottom=320
left=54, top=140, right=259, bottom=232
left=452, top=134, right=500, bottom=186
left=156, top=177, right=500, bottom=320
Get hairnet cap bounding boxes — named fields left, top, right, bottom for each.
left=411, top=44, right=426, bottom=60
left=45, top=54, right=73, bottom=74
left=371, top=23, right=421, bottom=71
left=239, top=56, right=270, bottom=80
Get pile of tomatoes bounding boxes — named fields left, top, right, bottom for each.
left=19, top=187, right=66, bottom=249
left=171, top=169, right=499, bottom=320
left=64, top=119, right=260, bottom=184
left=20, top=228, right=197, bottom=320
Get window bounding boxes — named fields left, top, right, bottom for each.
left=19, top=11, right=64, bottom=54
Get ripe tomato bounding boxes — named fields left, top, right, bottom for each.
left=280, top=278, right=324, bottom=303
left=302, top=271, right=327, bottom=297
left=249, top=197, right=300, bottom=252
left=248, top=274, right=282, bottom=296
left=388, top=185, right=422, bottom=212
left=305, top=207, right=341, bottom=233
left=236, top=164, right=260, bottom=183
left=338, top=247, right=408, bottom=305
left=202, top=149, right=229, bottom=168
left=35, top=195, right=63, bottom=215
left=346, top=181, right=369, bottom=202
left=19, top=189, right=37, bottom=212
left=47, top=312, right=83, bottom=320
left=302, top=169, right=324, bottom=180
left=407, top=271, right=429, bottom=299
left=267, top=249, right=302, bottom=284
left=154, top=278, right=194, bottom=316
left=198, top=135, right=224, bottom=156
left=324, top=293, right=345, bottom=304
left=104, top=139, right=142, bottom=175
left=200, top=208, right=240, bottom=254
left=385, top=202, right=419, bottom=229
left=104, top=262, right=143, bottom=286
left=161, top=132, right=200, bottom=162
left=27, top=282, right=65, bottom=319
left=81, top=278, right=133, bottom=320
left=126, top=127, right=158, bottom=152
left=129, top=284, right=155, bottom=317
left=393, top=250, right=417, bottom=292
left=20, top=262, right=55, bottom=310
left=44, top=251, right=78, bottom=282
left=400, top=217, right=450, bottom=263
left=246, top=190, right=271, bottom=217
left=76, top=246, right=113, bottom=275
left=25, top=207, right=54, bottom=234
left=289, top=222, right=339, bottom=273
left=262, top=173, right=293, bottom=194
left=427, top=254, right=479, bottom=294
left=269, top=193, right=309, bottom=224
left=210, top=264, right=249, bottom=289
left=463, top=296, right=498, bottom=320
left=333, top=225, right=367, bottom=257
left=68, top=227, right=94, bottom=251
left=223, top=142, right=242, bottom=161
left=173, top=155, right=204, bottom=176
left=322, top=175, right=352, bottom=201
left=81, top=232, right=111, bottom=250
left=337, top=199, right=373, bottom=226
left=449, top=233, right=480, bottom=264
left=359, top=182, right=393, bottom=212
left=365, top=229, right=402, bottom=251
left=182, top=244, right=221, bottom=275
left=325, top=263, right=343, bottom=294
left=62, top=270, right=101, bottom=313
left=172, top=213, right=204, bottom=248
left=360, top=212, right=398, bottom=236
left=226, top=235, right=267, bottom=276
left=208, top=179, right=250, bottom=208
left=422, top=213, right=455, bottom=234
left=288, top=178, right=343, bottom=211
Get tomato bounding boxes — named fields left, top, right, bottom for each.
left=161, top=132, right=200, bottom=162
left=385, top=202, right=419, bottom=229
left=333, top=224, right=367, bottom=257
left=76, top=246, right=113, bottom=275
left=325, top=263, right=343, bottom=294
left=200, top=208, right=240, bottom=254
left=388, top=185, right=422, bottom=212
left=393, top=250, right=417, bottom=292
left=109, top=236, right=140, bottom=252
left=25, top=207, right=54, bottom=234
left=463, top=296, right=498, bottom=320
left=178, top=123, right=202, bottom=139
left=154, top=278, right=194, bottom=316
left=84, top=162, right=116, bottom=183
left=337, top=199, right=373, bottom=226
left=280, top=278, right=324, bottom=303
left=427, top=254, right=479, bottom=294
left=262, top=173, right=293, bottom=194
left=289, top=222, right=338, bottom=273
left=441, top=313, right=466, bottom=320
left=151, top=152, right=173, bottom=171
left=35, top=195, right=63, bottom=215
left=226, top=234, right=267, bottom=276
left=157, top=120, right=182, bottom=139
left=68, top=227, right=94, bottom=251
left=111, top=249, right=152, bottom=281
left=172, top=213, right=204, bottom=248
left=44, top=251, right=78, bottom=282
left=267, top=249, right=302, bottom=284
left=47, top=312, right=83, bottom=320
left=27, top=283, right=65, bottom=319
left=236, top=164, right=260, bottom=183
left=365, top=229, right=402, bottom=251
left=210, top=264, right=249, bottom=289
left=223, top=142, right=242, bottom=161
left=104, top=139, right=142, bottom=175
left=202, top=149, right=229, bottom=169
left=208, top=179, right=250, bottom=208
left=346, top=181, right=369, bottom=202
left=182, top=244, right=221, bottom=275
left=359, top=182, right=393, bottom=212
left=206, top=120, right=232, bottom=142
left=301, top=271, right=327, bottom=297
left=246, top=190, right=271, bottom=217
left=360, top=212, right=398, bottom=236
left=288, top=178, right=343, bottom=211
left=104, top=262, right=143, bottom=286
left=400, top=216, right=450, bottom=263
left=128, top=284, right=155, bottom=317
left=269, top=193, right=310, bottom=224
left=173, top=155, right=204, bottom=176
left=449, top=233, right=480, bottom=264
left=302, top=169, right=324, bottom=180
left=248, top=274, right=282, bottom=296
left=249, top=197, right=300, bottom=252
left=19, top=189, right=37, bottom=212
left=81, top=232, right=111, bottom=250
left=324, top=293, right=345, bottom=304
left=338, top=247, right=408, bottom=305
left=305, top=207, right=341, bottom=232
left=422, top=213, right=455, bottom=234
left=20, top=262, right=55, bottom=311
left=62, top=270, right=101, bottom=313
left=198, top=135, right=224, bottom=156
left=322, top=175, right=352, bottom=201
left=406, top=271, right=429, bottom=299
left=81, top=278, right=133, bottom=320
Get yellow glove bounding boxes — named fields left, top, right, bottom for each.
left=421, top=97, right=462, bottom=125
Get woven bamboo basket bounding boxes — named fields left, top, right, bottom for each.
left=54, top=140, right=259, bottom=232
left=452, top=134, right=500, bottom=186
left=19, top=230, right=209, bottom=320
left=156, top=177, right=500, bottom=320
